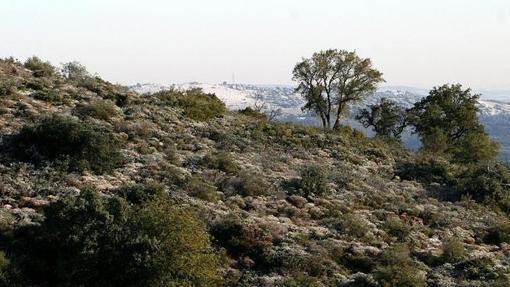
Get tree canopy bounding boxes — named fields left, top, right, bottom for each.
left=292, top=49, right=384, bottom=129
left=356, top=97, right=408, bottom=140
left=409, top=84, right=499, bottom=163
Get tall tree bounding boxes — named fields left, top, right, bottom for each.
left=409, top=84, right=499, bottom=163
left=292, top=49, right=384, bottom=129
left=356, top=98, right=408, bottom=140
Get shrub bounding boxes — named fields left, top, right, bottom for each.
left=383, top=216, right=410, bottom=242
left=457, top=163, right=510, bottom=210
left=441, top=238, right=466, bottom=263
left=0, top=77, right=19, bottom=96
left=210, top=215, right=273, bottom=266
left=115, top=183, right=165, bottom=205
left=297, top=165, right=329, bottom=198
left=74, top=100, right=119, bottom=121
left=221, top=171, right=269, bottom=197
left=395, top=155, right=454, bottom=185
left=151, top=88, right=225, bottom=121
left=179, top=88, right=226, bottom=121
left=24, top=56, right=56, bottom=78
left=9, top=188, right=222, bottom=287
left=283, top=272, right=322, bottom=287
left=186, top=176, right=220, bottom=202
left=32, top=89, right=69, bottom=104
left=202, top=152, right=239, bottom=174
left=485, top=217, right=510, bottom=245
left=338, top=213, right=370, bottom=239
left=374, top=244, right=426, bottom=287
left=236, top=172, right=269, bottom=197
left=12, top=115, right=124, bottom=174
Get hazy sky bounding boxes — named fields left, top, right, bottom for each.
left=1, top=0, right=509, bottom=89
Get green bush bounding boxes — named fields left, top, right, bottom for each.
left=441, top=238, right=466, bottom=263
left=395, top=155, right=454, bottom=185
left=338, top=213, right=370, bottom=239
left=74, top=100, right=119, bottom=121
left=457, top=163, right=510, bottom=210
left=202, top=152, right=239, bottom=174
left=12, top=115, right=124, bottom=174
left=151, top=88, right=225, bottom=121
left=32, top=89, right=69, bottom=104
left=186, top=176, right=220, bottom=202
left=383, top=216, right=410, bottom=242
left=9, top=188, right=222, bottom=287
left=0, top=77, right=19, bottom=96
left=210, top=215, right=273, bottom=266
left=115, top=183, right=165, bottom=205
left=179, top=88, right=226, bottom=121
left=485, top=217, right=510, bottom=245
left=297, top=165, right=329, bottom=198
left=236, top=172, right=269, bottom=197
left=374, top=244, right=426, bottom=287
left=283, top=272, right=322, bottom=287
left=24, top=56, right=56, bottom=78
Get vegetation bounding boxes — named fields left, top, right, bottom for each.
left=74, top=100, right=119, bottom=121
left=6, top=188, right=221, bottom=287
left=457, top=162, right=510, bottom=210
left=202, top=152, right=239, bottom=174
left=1, top=56, right=509, bottom=286
left=374, top=244, right=426, bottom=287
left=12, top=115, right=124, bottom=174
left=297, top=165, right=329, bottom=198
left=383, top=215, right=410, bottom=242
left=356, top=97, right=408, bottom=140
left=152, top=88, right=226, bottom=121
left=24, top=56, right=56, bottom=78
left=441, top=237, right=466, bottom=263
left=409, top=84, right=499, bottom=163
left=293, top=49, right=384, bottom=129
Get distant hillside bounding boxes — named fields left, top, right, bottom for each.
left=131, top=82, right=510, bottom=160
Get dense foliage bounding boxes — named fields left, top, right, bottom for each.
left=409, top=84, right=499, bottom=163
left=356, top=97, right=408, bottom=140
left=153, top=88, right=226, bottom=121
left=12, top=115, right=124, bottom=174
left=293, top=49, right=384, bottom=129
left=6, top=188, right=221, bottom=287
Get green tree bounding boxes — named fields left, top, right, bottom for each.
left=61, top=61, right=90, bottom=82
left=409, top=84, right=499, bottom=163
left=356, top=97, right=408, bottom=140
left=292, top=49, right=384, bottom=129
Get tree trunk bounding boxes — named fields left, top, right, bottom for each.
left=320, top=114, right=327, bottom=129
left=333, top=102, right=343, bottom=129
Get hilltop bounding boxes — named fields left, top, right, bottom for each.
left=132, top=82, right=510, bottom=161
left=0, top=57, right=509, bottom=286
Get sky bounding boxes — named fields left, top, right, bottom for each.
left=1, top=0, right=509, bottom=89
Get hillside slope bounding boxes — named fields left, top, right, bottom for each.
left=0, top=59, right=509, bottom=286
left=132, top=82, right=510, bottom=160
